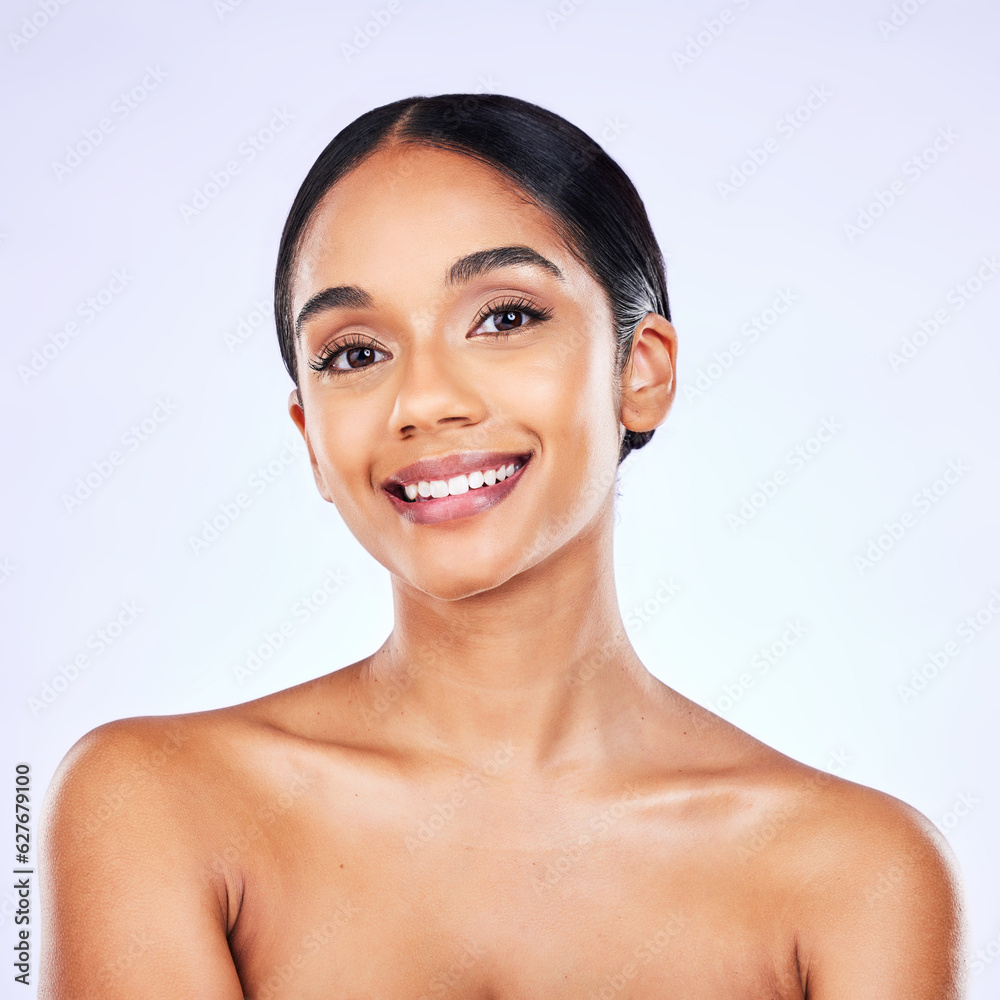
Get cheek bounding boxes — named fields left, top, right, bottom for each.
left=510, top=329, right=620, bottom=468
left=306, top=393, right=381, bottom=505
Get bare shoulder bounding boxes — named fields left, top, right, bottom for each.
left=662, top=693, right=964, bottom=900
left=711, top=729, right=966, bottom=996
left=45, top=710, right=239, bottom=825
left=42, top=659, right=369, bottom=847
left=42, top=691, right=319, bottom=837
left=743, top=750, right=963, bottom=904
left=39, top=712, right=261, bottom=997
left=45, top=715, right=194, bottom=835
left=651, top=692, right=966, bottom=994
left=40, top=711, right=248, bottom=903
left=787, top=770, right=966, bottom=995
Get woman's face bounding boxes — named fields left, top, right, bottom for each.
left=289, top=144, right=629, bottom=601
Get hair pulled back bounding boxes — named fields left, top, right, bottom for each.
left=275, top=93, right=670, bottom=462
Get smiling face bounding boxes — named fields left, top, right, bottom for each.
left=288, top=143, right=632, bottom=601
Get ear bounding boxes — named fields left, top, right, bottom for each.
left=288, top=388, right=334, bottom=503
left=619, top=313, right=677, bottom=434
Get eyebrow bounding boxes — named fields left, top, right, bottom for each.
left=294, top=245, right=563, bottom=336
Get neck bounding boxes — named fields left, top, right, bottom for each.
left=363, top=504, right=658, bottom=769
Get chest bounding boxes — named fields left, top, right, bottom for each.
left=224, top=792, right=802, bottom=999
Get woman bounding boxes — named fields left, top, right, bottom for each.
left=40, top=94, right=966, bottom=998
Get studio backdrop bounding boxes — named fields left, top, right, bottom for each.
left=2, top=0, right=998, bottom=993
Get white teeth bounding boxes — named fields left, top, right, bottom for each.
left=401, top=460, right=524, bottom=500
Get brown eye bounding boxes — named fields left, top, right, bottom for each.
left=480, top=309, right=532, bottom=335
left=499, top=310, right=528, bottom=331
left=471, top=298, right=552, bottom=338
left=342, top=346, right=378, bottom=369
left=309, top=339, right=389, bottom=374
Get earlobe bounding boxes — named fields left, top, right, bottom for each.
left=288, top=388, right=334, bottom=503
left=620, top=313, right=677, bottom=434
left=288, top=388, right=305, bottom=434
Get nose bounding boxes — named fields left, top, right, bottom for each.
left=388, top=339, right=486, bottom=438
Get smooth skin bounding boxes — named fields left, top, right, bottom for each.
left=40, top=145, right=967, bottom=999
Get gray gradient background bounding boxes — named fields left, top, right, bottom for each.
left=2, top=0, right=998, bottom=992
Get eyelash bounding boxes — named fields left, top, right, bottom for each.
left=308, top=335, right=383, bottom=374
left=307, top=297, right=553, bottom=374
left=471, top=296, right=553, bottom=338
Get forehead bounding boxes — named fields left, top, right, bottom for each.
left=290, top=144, right=584, bottom=313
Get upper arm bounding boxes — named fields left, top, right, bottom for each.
left=39, top=720, right=245, bottom=999
left=795, top=787, right=967, bottom=999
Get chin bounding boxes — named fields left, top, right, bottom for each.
left=404, top=567, right=513, bottom=603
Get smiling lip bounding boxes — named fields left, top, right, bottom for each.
left=382, top=451, right=532, bottom=526
left=384, top=451, right=530, bottom=489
